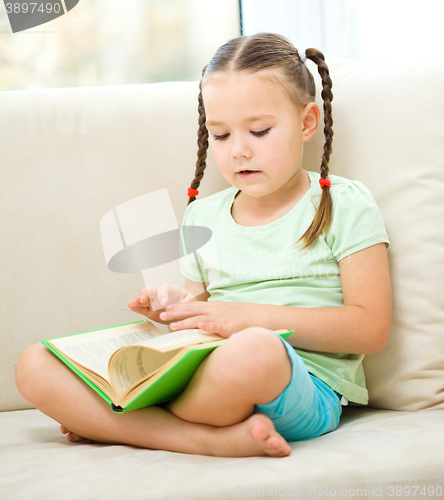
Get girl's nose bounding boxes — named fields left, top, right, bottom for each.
left=231, top=137, right=252, bottom=159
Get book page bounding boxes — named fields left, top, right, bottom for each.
left=110, top=346, right=181, bottom=397
left=133, top=329, right=222, bottom=352
left=123, top=339, right=225, bottom=406
left=48, top=321, right=164, bottom=379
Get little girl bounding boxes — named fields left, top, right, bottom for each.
left=15, top=33, right=391, bottom=458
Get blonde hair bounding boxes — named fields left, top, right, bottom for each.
left=188, top=33, right=334, bottom=251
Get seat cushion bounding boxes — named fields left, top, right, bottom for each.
left=1, top=408, right=442, bottom=499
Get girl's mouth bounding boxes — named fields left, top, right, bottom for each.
left=237, top=170, right=261, bottom=179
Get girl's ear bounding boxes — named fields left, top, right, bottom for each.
left=301, top=102, right=320, bottom=143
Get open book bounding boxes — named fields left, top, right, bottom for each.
left=42, top=320, right=294, bottom=413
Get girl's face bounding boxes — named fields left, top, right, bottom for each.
left=202, top=70, right=319, bottom=204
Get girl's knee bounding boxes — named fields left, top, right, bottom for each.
left=15, top=343, right=51, bottom=404
left=216, top=327, right=290, bottom=384
left=234, top=327, right=286, bottom=358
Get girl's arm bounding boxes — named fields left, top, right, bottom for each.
left=283, top=242, right=392, bottom=354
left=261, top=242, right=392, bottom=354
left=162, top=243, right=392, bottom=355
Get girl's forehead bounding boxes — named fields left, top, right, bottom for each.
left=203, top=69, right=285, bottom=92
left=202, top=70, right=294, bottom=112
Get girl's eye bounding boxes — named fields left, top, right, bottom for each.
left=251, top=128, right=270, bottom=137
left=212, top=128, right=270, bottom=141
left=213, top=133, right=229, bottom=141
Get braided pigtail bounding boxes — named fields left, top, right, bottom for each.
left=295, top=48, right=334, bottom=250
left=187, top=67, right=209, bottom=206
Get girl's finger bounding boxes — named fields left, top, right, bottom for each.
left=198, top=321, right=228, bottom=337
left=141, top=286, right=156, bottom=297
left=164, top=307, right=200, bottom=320
left=170, top=314, right=210, bottom=331
left=157, top=283, right=173, bottom=307
left=198, top=321, right=215, bottom=332
left=139, top=294, right=150, bottom=305
left=169, top=319, right=197, bottom=331
left=128, top=298, right=145, bottom=310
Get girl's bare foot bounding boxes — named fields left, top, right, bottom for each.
left=250, top=414, right=292, bottom=457
left=60, top=425, right=94, bottom=444
left=59, top=414, right=291, bottom=457
left=215, top=413, right=292, bottom=457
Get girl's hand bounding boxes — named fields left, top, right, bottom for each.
left=159, top=301, right=254, bottom=338
left=127, top=284, right=194, bottom=325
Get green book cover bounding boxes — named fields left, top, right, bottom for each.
left=42, top=321, right=294, bottom=413
left=41, top=319, right=148, bottom=408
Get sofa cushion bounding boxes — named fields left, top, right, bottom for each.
left=302, top=58, right=444, bottom=411
left=2, top=59, right=444, bottom=413
left=1, top=407, right=442, bottom=498
left=0, top=82, right=229, bottom=412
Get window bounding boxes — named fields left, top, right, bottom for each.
left=240, top=0, right=444, bottom=62
left=0, top=0, right=240, bottom=90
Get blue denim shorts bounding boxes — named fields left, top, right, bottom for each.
left=253, top=333, right=342, bottom=442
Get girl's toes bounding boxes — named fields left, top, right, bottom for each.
left=67, top=432, right=92, bottom=443
left=60, top=425, right=91, bottom=443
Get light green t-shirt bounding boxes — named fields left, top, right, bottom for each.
left=179, top=170, right=390, bottom=405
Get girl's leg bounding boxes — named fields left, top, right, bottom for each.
left=14, top=328, right=292, bottom=457
left=164, top=327, right=292, bottom=426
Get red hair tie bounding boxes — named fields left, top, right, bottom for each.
left=319, top=178, right=331, bottom=189
left=188, top=188, right=199, bottom=197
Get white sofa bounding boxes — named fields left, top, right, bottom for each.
left=2, top=56, right=444, bottom=499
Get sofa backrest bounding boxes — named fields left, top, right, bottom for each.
left=2, top=58, right=443, bottom=412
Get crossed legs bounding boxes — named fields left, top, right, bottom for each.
left=15, top=327, right=292, bottom=457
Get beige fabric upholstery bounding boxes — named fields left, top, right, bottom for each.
left=1, top=82, right=229, bottom=413
left=303, top=58, right=444, bottom=411
left=1, top=56, right=443, bottom=498
left=1, top=407, right=443, bottom=498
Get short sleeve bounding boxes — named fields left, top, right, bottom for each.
left=179, top=201, right=208, bottom=283
left=326, top=180, right=390, bottom=262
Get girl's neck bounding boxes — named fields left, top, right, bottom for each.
left=231, top=169, right=310, bottom=227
